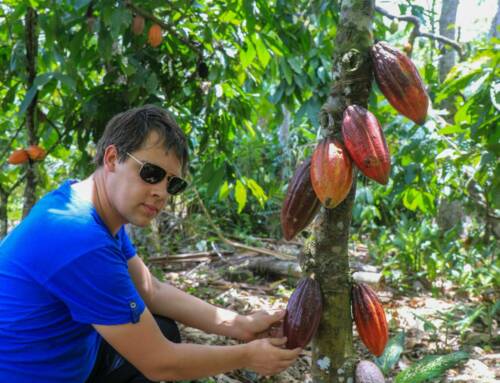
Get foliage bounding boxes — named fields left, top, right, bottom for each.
left=393, top=351, right=469, bottom=383
left=0, top=0, right=497, bottom=301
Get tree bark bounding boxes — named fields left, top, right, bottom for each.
left=0, top=189, right=8, bottom=238
left=438, top=0, right=459, bottom=83
left=490, top=0, right=500, bottom=39
left=305, top=1, right=375, bottom=382
left=22, top=7, right=39, bottom=218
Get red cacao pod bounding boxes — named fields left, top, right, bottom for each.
left=284, top=277, right=322, bottom=349
left=371, top=41, right=428, bottom=125
left=355, top=360, right=386, bottom=383
left=148, top=24, right=163, bottom=48
left=281, top=158, right=321, bottom=241
left=26, top=145, right=46, bottom=161
left=352, top=283, right=388, bottom=356
left=342, top=105, right=390, bottom=185
left=8, top=149, right=29, bottom=165
left=310, top=138, right=353, bottom=209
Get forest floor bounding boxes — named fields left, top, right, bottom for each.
left=152, top=240, right=499, bottom=383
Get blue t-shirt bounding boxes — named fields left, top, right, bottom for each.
left=0, top=180, right=146, bottom=382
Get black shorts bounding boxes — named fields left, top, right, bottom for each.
left=85, top=315, right=181, bottom=383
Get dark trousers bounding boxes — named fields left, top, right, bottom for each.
left=86, top=315, right=181, bottom=383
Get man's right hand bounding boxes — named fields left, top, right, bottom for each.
left=245, top=337, right=302, bottom=376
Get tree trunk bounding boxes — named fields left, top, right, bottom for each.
left=0, top=189, right=8, bottom=239
left=490, top=0, right=500, bottom=39
left=438, top=0, right=459, bottom=83
left=22, top=7, right=39, bottom=218
left=304, top=1, right=375, bottom=382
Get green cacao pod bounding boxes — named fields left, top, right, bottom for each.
left=342, top=105, right=390, bottom=185
left=310, top=138, right=353, bottom=209
left=352, top=283, right=388, bottom=357
left=355, top=360, right=386, bottom=383
left=281, top=158, right=321, bottom=241
left=371, top=41, right=429, bottom=125
left=284, top=277, right=322, bottom=349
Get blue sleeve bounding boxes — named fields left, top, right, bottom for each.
left=118, top=226, right=136, bottom=260
left=44, top=246, right=145, bottom=325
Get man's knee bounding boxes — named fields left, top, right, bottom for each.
left=153, top=315, right=181, bottom=344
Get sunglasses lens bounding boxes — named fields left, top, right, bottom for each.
left=140, top=163, right=166, bottom=184
left=167, top=176, right=188, bottom=195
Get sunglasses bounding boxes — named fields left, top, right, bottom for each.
left=126, top=152, right=188, bottom=195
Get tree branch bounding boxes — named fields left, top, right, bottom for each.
left=375, top=5, right=464, bottom=60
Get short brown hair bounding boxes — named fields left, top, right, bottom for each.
left=94, top=105, right=189, bottom=174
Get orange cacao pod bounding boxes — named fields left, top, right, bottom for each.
left=284, top=277, right=322, bottom=349
left=132, top=15, right=145, bottom=35
left=281, top=158, right=321, bottom=241
left=342, top=105, right=390, bottom=185
left=8, top=149, right=29, bottom=165
left=352, top=283, right=388, bottom=357
left=148, top=24, right=163, bottom=47
left=310, top=138, right=353, bottom=209
left=26, top=145, right=46, bottom=161
left=371, top=41, right=428, bottom=125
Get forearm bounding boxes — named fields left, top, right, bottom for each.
left=154, top=342, right=248, bottom=381
left=148, top=278, right=245, bottom=339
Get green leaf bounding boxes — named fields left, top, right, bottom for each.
left=375, top=331, right=405, bottom=374
left=53, top=72, right=76, bottom=90
left=234, top=180, right=247, bottom=213
left=240, top=40, right=256, bottom=69
left=252, top=35, right=271, bottom=68
left=245, top=177, right=268, bottom=207
left=280, top=59, right=293, bottom=85
left=207, top=165, right=225, bottom=199
left=18, top=86, right=38, bottom=117
left=394, top=351, right=469, bottom=383
left=218, top=181, right=230, bottom=201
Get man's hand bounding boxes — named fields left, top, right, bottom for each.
left=236, top=309, right=286, bottom=342
left=245, top=337, right=301, bottom=376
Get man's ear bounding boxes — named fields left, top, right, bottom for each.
left=103, top=145, right=119, bottom=172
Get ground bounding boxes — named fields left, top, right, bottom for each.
left=151, top=242, right=499, bottom=383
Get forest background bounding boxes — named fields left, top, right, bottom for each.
left=0, top=0, right=498, bottom=382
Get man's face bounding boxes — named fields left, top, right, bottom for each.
left=106, top=131, right=183, bottom=227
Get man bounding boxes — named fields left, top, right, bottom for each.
left=0, top=105, right=301, bottom=382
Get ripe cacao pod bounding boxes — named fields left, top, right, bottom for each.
left=8, top=149, right=29, bottom=165
left=26, top=145, right=46, bottom=161
left=310, top=138, right=353, bottom=209
left=132, top=15, right=145, bottom=35
left=342, top=105, right=390, bottom=185
left=371, top=41, right=428, bottom=125
left=355, top=360, right=386, bottom=383
left=284, top=277, right=322, bottom=349
left=352, top=283, right=388, bottom=357
left=281, top=158, right=321, bottom=241
left=148, top=24, right=163, bottom=48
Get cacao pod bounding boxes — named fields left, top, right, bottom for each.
left=284, top=277, right=322, bottom=349
left=310, top=138, right=353, bottom=209
left=342, top=105, right=390, bottom=185
left=132, top=15, right=145, bottom=35
left=371, top=41, right=428, bottom=125
left=281, top=158, right=321, bottom=241
left=8, top=149, right=29, bottom=165
left=355, top=360, right=386, bottom=383
left=148, top=24, right=163, bottom=48
left=352, top=283, right=388, bottom=356
left=26, top=145, right=46, bottom=161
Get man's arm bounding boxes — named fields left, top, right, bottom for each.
left=128, top=255, right=278, bottom=340
left=94, top=308, right=300, bottom=381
